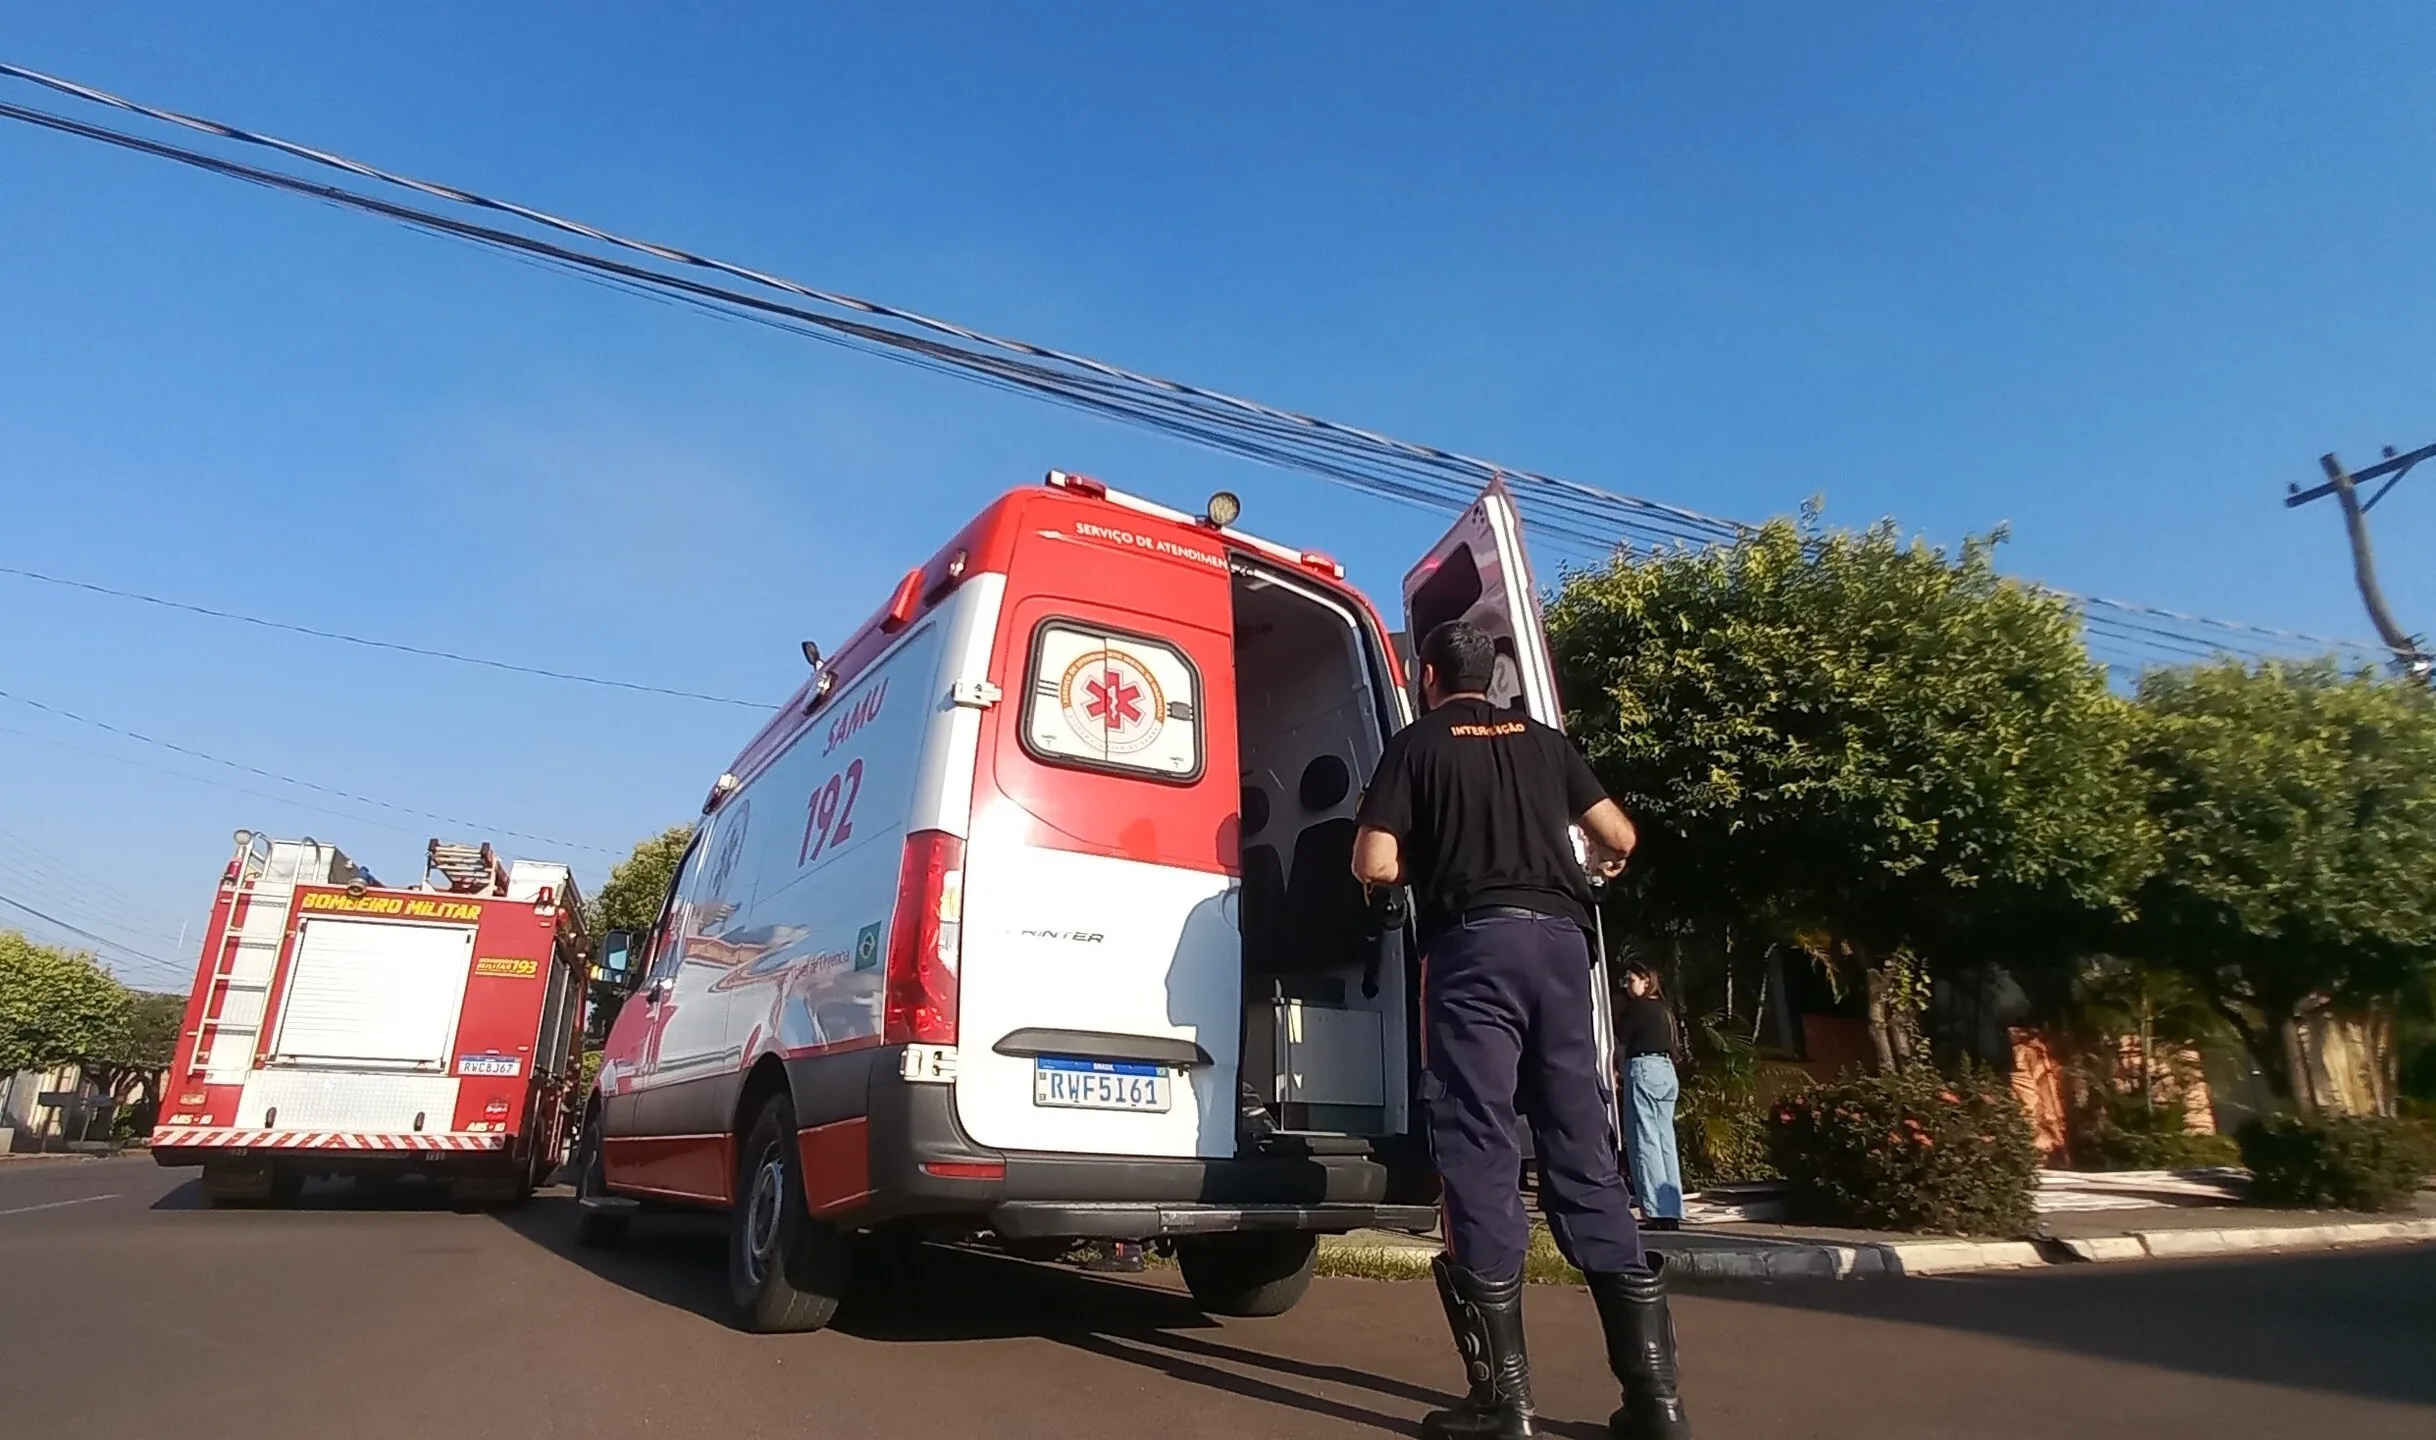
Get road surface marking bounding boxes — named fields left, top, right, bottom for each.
left=0, top=1193, right=120, bottom=1217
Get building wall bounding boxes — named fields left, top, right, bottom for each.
left=2, top=1064, right=105, bottom=1151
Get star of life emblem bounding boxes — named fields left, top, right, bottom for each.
left=1058, top=647, right=1167, bottom=756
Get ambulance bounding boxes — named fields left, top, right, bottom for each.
left=578, top=470, right=1616, bottom=1330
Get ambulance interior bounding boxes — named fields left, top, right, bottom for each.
left=1230, top=564, right=1411, bottom=1149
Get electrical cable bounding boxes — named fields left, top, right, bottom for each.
left=0, top=719, right=483, bottom=844
left=0, top=563, right=766, bottom=708
left=0, top=686, right=616, bottom=855
left=0, top=67, right=2386, bottom=674
left=0, top=891, right=178, bottom=972
left=0, top=859, right=183, bottom=949
left=0, top=825, right=191, bottom=930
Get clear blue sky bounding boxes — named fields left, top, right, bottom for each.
left=5, top=5, right=2433, bottom=990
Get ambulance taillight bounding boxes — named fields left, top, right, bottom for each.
left=883, top=830, right=964, bottom=1046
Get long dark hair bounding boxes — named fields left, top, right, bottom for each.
left=1623, top=963, right=1665, bottom=1001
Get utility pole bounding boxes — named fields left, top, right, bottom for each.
left=2286, top=443, right=2433, bottom=682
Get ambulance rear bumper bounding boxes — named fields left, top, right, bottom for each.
left=786, top=1046, right=1426, bottom=1236
left=986, top=1201, right=1440, bottom=1241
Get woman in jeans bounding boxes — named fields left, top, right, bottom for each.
left=1617, top=964, right=1685, bottom=1231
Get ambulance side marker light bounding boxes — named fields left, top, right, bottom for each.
left=925, top=549, right=971, bottom=601
left=882, top=567, right=925, bottom=631
left=1299, top=551, right=1346, bottom=580
left=1045, top=470, right=1107, bottom=498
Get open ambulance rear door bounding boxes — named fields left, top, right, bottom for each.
left=1401, top=477, right=1624, bottom=1139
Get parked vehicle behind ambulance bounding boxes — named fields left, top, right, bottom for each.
left=155, top=833, right=591, bottom=1207
left=577, top=470, right=1617, bottom=1330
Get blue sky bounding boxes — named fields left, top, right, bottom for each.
left=4, top=5, right=2433, bottom=990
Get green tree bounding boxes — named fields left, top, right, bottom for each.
left=588, top=826, right=692, bottom=938
left=2125, top=660, right=2436, bottom=1106
left=0, top=931, right=132, bottom=1076
left=582, top=826, right=691, bottom=1043
left=83, top=990, right=187, bottom=1114
left=1546, top=512, right=2148, bottom=1070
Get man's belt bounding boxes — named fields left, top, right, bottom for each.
left=1458, top=904, right=1559, bottom=925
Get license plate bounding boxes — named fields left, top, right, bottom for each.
left=1033, top=1057, right=1170, bottom=1112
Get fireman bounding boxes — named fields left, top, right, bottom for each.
left=1353, top=620, right=1691, bottom=1440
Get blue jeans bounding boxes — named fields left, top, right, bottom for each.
left=1625, top=1053, right=1684, bottom=1220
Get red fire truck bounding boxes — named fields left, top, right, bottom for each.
left=153, top=832, right=591, bottom=1207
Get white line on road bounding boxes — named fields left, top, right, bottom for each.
left=0, top=1193, right=120, bottom=1217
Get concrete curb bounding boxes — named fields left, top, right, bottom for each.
left=2120, top=1217, right=2436, bottom=1261
left=1317, top=1216, right=2436, bottom=1284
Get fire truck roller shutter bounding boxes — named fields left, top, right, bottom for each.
left=272, top=918, right=477, bottom=1067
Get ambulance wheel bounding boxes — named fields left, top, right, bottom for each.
left=572, top=1118, right=628, bottom=1249
left=729, top=1093, right=853, bottom=1334
left=1175, top=1232, right=1318, bottom=1317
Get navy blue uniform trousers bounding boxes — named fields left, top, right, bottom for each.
left=1422, top=912, right=1645, bottom=1284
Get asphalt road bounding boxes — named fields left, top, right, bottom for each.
left=5, top=1156, right=2432, bottom=1439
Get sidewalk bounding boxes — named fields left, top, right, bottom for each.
left=1316, top=1180, right=2436, bottom=1283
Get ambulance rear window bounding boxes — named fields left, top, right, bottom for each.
left=1021, top=620, right=1203, bottom=782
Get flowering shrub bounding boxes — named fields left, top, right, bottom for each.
left=1767, top=1064, right=2041, bottom=1235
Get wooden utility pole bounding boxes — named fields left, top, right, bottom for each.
left=2286, top=443, right=2433, bottom=682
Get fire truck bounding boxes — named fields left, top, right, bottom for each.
left=153, top=832, right=591, bottom=1207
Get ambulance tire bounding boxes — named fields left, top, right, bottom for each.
left=730, top=1094, right=853, bottom=1334
left=572, top=1118, right=629, bottom=1249
left=1175, top=1232, right=1318, bottom=1317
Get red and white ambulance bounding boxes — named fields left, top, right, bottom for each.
left=154, top=833, right=590, bottom=1207
left=578, top=470, right=1615, bottom=1330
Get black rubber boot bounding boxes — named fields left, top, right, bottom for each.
left=1585, top=1256, right=1692, bottom=1440
left=1423, top=1255, right=1537, bottom=1439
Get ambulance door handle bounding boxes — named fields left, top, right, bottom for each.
left=643, top=977, right=673, bottom=1005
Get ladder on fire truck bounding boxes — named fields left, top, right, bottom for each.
left=186, top=833, right=336, bottom=1082
left=426, top=840, right=507, bottom=895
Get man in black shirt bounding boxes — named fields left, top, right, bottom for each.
left=1355, top=620, right=1691, bottom=1440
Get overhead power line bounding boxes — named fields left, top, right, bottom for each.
left=0, top=61, right=2390, bottom=675
left=0, top=685, right=616, bottom=856
left=0, top=562, right=765, bottom=708
left=0, top=890, right=179, bottom=973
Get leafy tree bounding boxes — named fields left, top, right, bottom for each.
left=582, top=826, right=691, bottom=1042
left=0, top=930, right=132, bottom=1076
left=83, top=990, right=187, bottom=1114
left=589, top=826, right=692, bottom=937
left=2125, top=660, right=2436, bottom=1107
left=1546, top=512, right=2148, bottom=1070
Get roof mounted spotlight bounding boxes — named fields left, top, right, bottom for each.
left=1203, top=491, right=1242, bottom=528
left=800, top=640, right=823, bottom=668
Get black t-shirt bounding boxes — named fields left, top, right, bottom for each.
left=1615, top=994, right=1678, bottom=1058
left=1354, top=697, right=1608, bottom=934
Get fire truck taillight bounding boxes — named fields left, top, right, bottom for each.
left=883, top=831, right=963, bottom=1047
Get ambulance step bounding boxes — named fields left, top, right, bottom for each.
left=578, top=1194, right=640, bottom=1214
